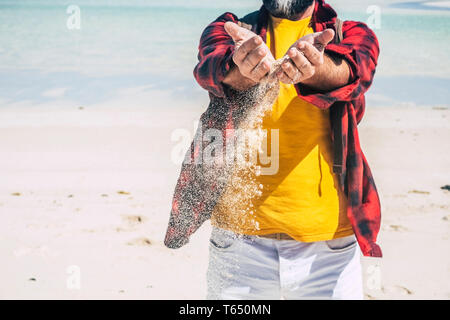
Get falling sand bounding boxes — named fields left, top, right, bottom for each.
left=210, top=56, right=290, bottom=233
left=164, top=55, right=291, bottom=248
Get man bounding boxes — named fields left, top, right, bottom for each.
left=167, top=0, right=381, bottom=299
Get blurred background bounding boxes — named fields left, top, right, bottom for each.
left=0, top=0, right=448, bottom=299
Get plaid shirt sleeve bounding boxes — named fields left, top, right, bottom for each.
left=295, top=20, right=382, bottom=257
left=193, top=12, right=239, bottom=98
left=295, top=21, right=379, bottom=110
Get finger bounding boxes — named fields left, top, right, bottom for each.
left=233, top=36, right=263, bottom=65
left=277, top=71, right=293, bottom=84
left=296, top=42, right=322, bottom=66
left=224, top=21, right=253, bottom=43
left=288, top=47, right=312, bottom=73
left=281, top=59, right=300, bottom=80
left=249, top=58, right=271, bottom=82
left=312, top=29, right=335, bottom=51
left=242, top=44, right=269, bottom=71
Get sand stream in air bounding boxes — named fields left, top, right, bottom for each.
left=207, top=56, right=292, bottom=294
left=209, top=56, right=290, bottom=238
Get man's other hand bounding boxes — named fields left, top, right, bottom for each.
left=277, top=29, right=335, bottom=85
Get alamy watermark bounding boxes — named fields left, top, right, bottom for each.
left=66, top=265, right=81, bottom=290
left=363, top=258, right=383, bottom=297
left=366, top=5, right=381, bottom=30
left=171, top=121, right=280, bottom=175
left=66, top=5, right=81, bottom=30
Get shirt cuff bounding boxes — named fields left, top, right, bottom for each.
left=294, top=43, right=360, bottom=109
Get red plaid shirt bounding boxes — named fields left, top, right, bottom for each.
left=165, top=0, right=382, bottom=257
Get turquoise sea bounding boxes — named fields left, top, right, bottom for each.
left=0, top=0, right=449, bottom=108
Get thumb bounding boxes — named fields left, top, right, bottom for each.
left=313, top=29, right=335, bottom=51
left=224, top=21, right=250, bottom=43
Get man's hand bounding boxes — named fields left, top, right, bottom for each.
left=222, top=22, right=275, bottom=90
left=277, top=29, right=335, bottom=84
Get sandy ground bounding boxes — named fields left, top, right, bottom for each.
left=0, top=99, right=448, bottom=299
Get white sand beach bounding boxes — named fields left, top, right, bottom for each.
left=1, top=0, right=449, bottom=300
left=0, top=95, right=448, bottom=299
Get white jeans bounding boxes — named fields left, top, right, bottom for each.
left=207, top=227, right=363, bottom=300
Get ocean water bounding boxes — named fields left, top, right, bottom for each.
left=0, top=0, right=449, bottom=108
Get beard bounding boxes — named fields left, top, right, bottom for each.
left=262, top=0, right=315, bottom=20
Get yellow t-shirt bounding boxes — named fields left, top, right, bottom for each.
left=212, top=15, right=353, bottom=242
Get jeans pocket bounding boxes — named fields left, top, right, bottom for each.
left=209, top=228, right=237, bottom=250
left=324, top=235, right=357, bottom=252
